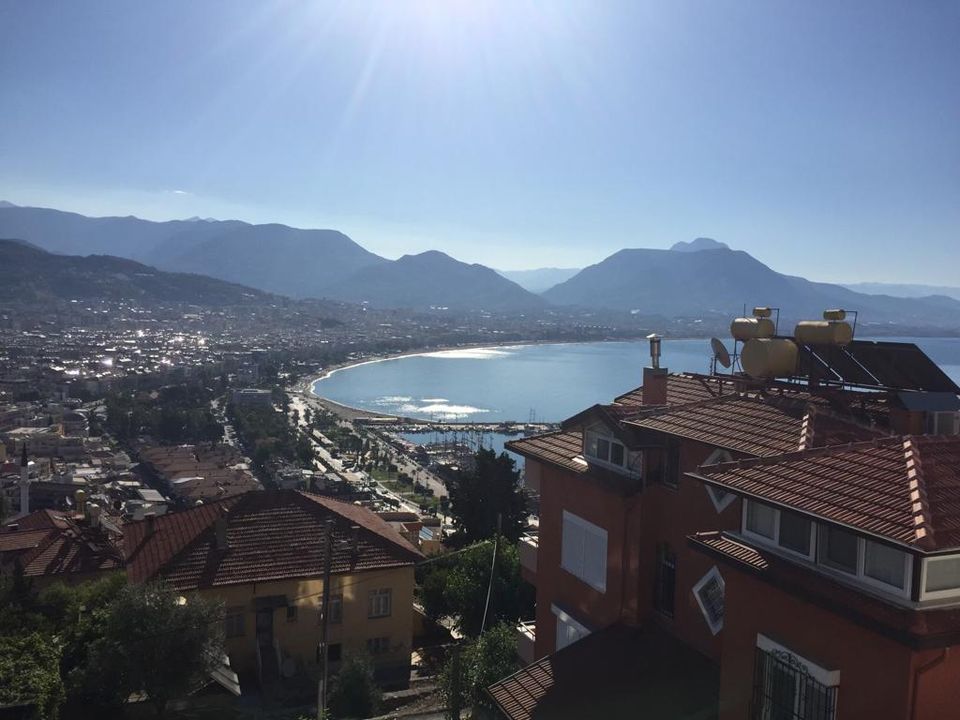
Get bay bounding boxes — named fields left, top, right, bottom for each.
left=312, top=337, right=960, bottom=424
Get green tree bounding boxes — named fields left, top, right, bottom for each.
left=439, top=624, right=518, bottom=718
left=101, top=582, right=225, bottom=716
left=418, top=540, right=534, bottom=638
left=446, top=449, right=527, bottom=546
left=328, top=652, right=382, bottom=719
left=0, top=633, right=65, bottom=720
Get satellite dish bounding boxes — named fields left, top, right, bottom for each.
left=711, top=338, right=732, bottom=369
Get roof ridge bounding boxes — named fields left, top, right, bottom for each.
left=903, top=437, right=934, bottom=546
left=700, top=434, right=904, bottom=474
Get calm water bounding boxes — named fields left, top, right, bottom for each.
left=312, top=338, right=960, bottom=424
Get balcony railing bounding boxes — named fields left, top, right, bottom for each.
left=516, top=620, right=536, bottom=665
left=750, top=647, right=838, bottom=720
left=519, top=532, right=538, bottom=576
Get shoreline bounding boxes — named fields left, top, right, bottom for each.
left=298, top=337, right=645, bottom=420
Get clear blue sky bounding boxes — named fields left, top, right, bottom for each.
left=1, top=1, right=957, bottom=281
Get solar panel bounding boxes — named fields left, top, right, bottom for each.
left=793, top=340, right=959, bottom=393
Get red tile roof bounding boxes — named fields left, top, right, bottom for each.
left=693, top=435, right=960, bottom=550
left=626, top=393, right=887, bottom=458
left=505, top=432, right=586, bottom=475
left=124, top=490, right=423, bottom=590
left=614, top=373, right=736, bottom=407
left=688, top=531, right=769, bottom=571
left=0, top=509, right=123, bottom=578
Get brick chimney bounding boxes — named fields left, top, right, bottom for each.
left=643, top=334, right=668, bottom=406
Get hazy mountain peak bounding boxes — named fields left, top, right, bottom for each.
left=670, top=237, right=730, bottom=252
left=0, top=200, right=19, bottom=208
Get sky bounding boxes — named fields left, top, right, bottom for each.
left=0, top=1, right=957, bottom=281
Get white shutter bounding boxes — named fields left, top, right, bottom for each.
left=561, top=511, right=607, bottom=592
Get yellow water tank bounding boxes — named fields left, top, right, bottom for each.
left=752, top=307, right=773, bottom=318
left=822, top=309, right=847, bottom=321
left=794, top=320, right=853, bottom=345
left=731, top=317, right=776, bottom=341
left=741, top=338, right=799, bottom=378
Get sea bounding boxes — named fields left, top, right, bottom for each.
left=311, top=337, right=960, bottom=462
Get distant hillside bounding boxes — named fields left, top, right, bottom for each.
left=0, top=239, right=270, bottom=305
left=843, top=282, right=960, bottom=303
left=543, top=245, right=960, bottom=328
left=159, top=223, right=387, bottom=298
left=327, top=251, right=546, bottom=312
left=669, top=237, right=729, bottom=252
left=0, top=204, right=386, bottom=299
left=497, top=267, right=581, bottom=293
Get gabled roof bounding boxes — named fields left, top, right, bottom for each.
left=124, top=490, right=423, bottom=590
left=626, top=393, right=886, bottom=458
left=613, top=373, right=736, bottom=407
left=505, top=432, right=586, bottom=475
left=0, top=509, right=123, bottom=578
left=692, top=435, right=960, bottom=551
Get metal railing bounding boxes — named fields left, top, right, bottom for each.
left=750, top=647, right=838, bottom=720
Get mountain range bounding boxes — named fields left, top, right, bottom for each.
left=1, top=202, right=958, bottom=329
left=0, top=239, right=270, bottom=305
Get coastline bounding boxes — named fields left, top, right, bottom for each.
left=298, top=337, right=644, bottom=419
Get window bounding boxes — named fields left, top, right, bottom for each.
left=819, top=525, right=858, bottom=575
left=368, top=589, right=392, bottom=618
left=925, top=556, right=960, bottom=595
left=327, top=643, right=342, bottom=663
left=863, top=540, right=907, bottom=589
left=225, top=608, right=245, bottom=638
left=366, top=636, right=390, bottom=655
left=328, top=593, right=343, bottom=624
left=746, top=501, right=777, bottom=539
left=693, top=566, right=725, bottom=634
left=553, top=605, right=590, bottom=651
left=752, top=636, right=839, bottom=720
left=703, top=450, right=736, bottom=512
left=653, top=544, right=676, bottom=618
left=286, top=605, right=298, bottom=623
left=560, top=510, right=608, bottom=592
left=779, top=511, right=812, bottom=556
left=585, top=429, right=628, bottom=470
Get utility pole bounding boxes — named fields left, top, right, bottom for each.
left=480, top=513, right=502, bottom=635
left=317, top=518, right=335, bottom=720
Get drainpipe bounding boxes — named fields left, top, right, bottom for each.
left=910, top=648, right=948, bottom=720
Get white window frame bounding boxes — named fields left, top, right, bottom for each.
left=817, top=526, right=913, bottom=599
left=552, top=604, right=590, bottom=651
left=742, top=500, right=816, bottom=561
left=920, top=555, right=960, bottom=601
left=757, top=634, right=840, bottom=685
left=560, top=510, right=608, bottom=593
left=692, top=566, right=725, bottom=635
left=583, top=425, right=640, bottom=477
left=927, top=411, right=960, bottom=436
left=702, top=449, right=736, bottom=512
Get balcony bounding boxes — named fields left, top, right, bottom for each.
left=516, top=620, right=536, bottom=665
left=519, top=531, right=538, bottom=581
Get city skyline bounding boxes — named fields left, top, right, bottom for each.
left=1, top=1, right=958, bottom=280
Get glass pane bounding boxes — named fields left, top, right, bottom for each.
left=610, top=442, right=625, bottom=466
left=779, top=511, right=811, bottom=555
left=597, top=438, right=610, bottom=462
left=746, top=501, right=776, bottom=539
left=585, top=432, right=599, bottom=458
left=863, top=540, right=907, bottom=588
left=926, top=556, right=960, bottom=592
left=820, top=525, right=858, bottom=574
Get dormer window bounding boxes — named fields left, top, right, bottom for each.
left=927, top=411, right=960, bottom=436
left=584, top=428, right=639, bottom=476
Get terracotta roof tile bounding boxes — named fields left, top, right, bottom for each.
left=124, top=490, right=423, bottom=590
left=0, top=509, right=122, bottom=577
left=694, top=435, right=960, bottom=550
left=505, top=432, right=586, bottom=474
left=614, top=373, right=736, bottom=407
left=688, top=531, right=770, bottom=571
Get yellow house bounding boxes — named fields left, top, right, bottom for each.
left=124, top=489, right=423, bottom=689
